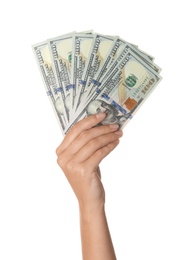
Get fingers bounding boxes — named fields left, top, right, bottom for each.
left=56, top=113, right=107, bottom=155
left=85, top=139, right=120, bottom=169
left=74, top=130, right=123, bottom=162
left=66, top=124, right=120, bottom=155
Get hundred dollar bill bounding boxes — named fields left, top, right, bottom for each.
left=70, top=33, right=94, bottom=118
left=32, top=41, right=67, bottom=133
left=48, top=34, right=74, bottom=122
left=75, top=33, right=115, bottom=111
left=84, top=37, right=153, bottom=100
left=85, top=37, right=161, bottom=103
left=65, top=50, right=161, bottom=133
left=96, top=52, right=162, bottom=122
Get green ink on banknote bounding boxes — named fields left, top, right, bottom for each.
left=125, top=74, right=138, bottom=88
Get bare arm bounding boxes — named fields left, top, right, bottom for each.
left=56, top=113, right=123, bottom=260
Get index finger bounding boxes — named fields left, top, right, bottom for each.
left=56, top=113, right=106, bottom=155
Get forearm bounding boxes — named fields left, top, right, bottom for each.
left=56, top=115, right=122, bottom=259
left=79, top=204, right=116, bottom=260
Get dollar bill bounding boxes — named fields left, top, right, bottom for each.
left=83, top=37, right=130, bottom=101
left=33, top=30, right=162, bottom=135
left=84, top=37, right=161, bottom=103
left=65, top=50, right=162, bottom=133
left=75, top=33, right=116, bottom=112
left=48, top=34, right=74, bottom=123
left=32, top=41, right=67, bottom=133
left=70, top=33, right=94, bottom=119
left=97, top=51, right=162, bottom=121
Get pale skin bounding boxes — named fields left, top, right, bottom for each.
left=56, top=112, right=123, bottom=260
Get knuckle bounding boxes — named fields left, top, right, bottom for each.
left=55, top=147, right=60, bottom=156
left=69, top=123, right=78, bottom=134
left=66, top=161, right=85, bottom=177
left=55, top=140, right=66, bottom=156
left=95, top=148, right=103, bottom=157
left=56, top=153, right=66, bottom=168
left=56, top=156, right=60, bottom=165
left=56, top=156, right=63, bottom=167
left=79, top=130, right=88, bottom=140
left=78, top=163, right=87, bottom=177
left=66, top=160, right=74, bottom=172
left=86, top=114, right=97, bottom=126
left=91, top=115, right=98, bottom=124
left=88, top=138, right=99, bottom=147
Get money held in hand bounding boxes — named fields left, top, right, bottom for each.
left=32, top=30, right=162, bottom=135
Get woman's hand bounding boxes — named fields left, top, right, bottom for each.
left=56, top=113, right=123, bottom=211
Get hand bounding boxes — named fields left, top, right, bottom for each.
left=56, top=113, right=123, bottom=211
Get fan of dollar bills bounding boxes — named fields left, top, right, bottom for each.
left=33, top=31, right=162, bottom=135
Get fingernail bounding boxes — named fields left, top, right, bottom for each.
left=96, top=112, right=106, bottom=119
left=115, top=130, right=123, bottom=135
left=109, top=124, right=119, bottom=129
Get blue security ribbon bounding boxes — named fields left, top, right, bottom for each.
left=66, top=84, right=75, bottom=91
left=80, top=80, right=86, bottom=85
left=92, top=79, right=101, bottom=86
left=111, top=100, right=128, bottom=115
left=101, top=93, right=110, bottom=100
left=96, top=88, right=101, bottom=94
left=47, top=90, right=52, bottom=96
left=56, top=87, right=63, bottom=92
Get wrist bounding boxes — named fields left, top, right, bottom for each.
left=79, top=201, right=105, bottom=221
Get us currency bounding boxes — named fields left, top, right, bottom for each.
left=70, top=33, right=94, bottom=119
left=75, top=33, right=115, bottom=112
left=65, top=50, right=161, bottom=133
left=83, top=37, right=146, bottom=100
left=48, top=34, right=74, bottom=123
left=85, top=37, right=161, bottom=103
left=32, top=41, right=67, bottom=133
left=97, top=51, right=162, bottom=119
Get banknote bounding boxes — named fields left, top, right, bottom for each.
left=82, top=38, right=131, bottom=102
left=64, top=50, right=162, bottom=133
left=33, top=30, right=162, bottom=135
left=96, top=51, right=162, bottom=126
left=48, top=34, right=74, bottom=122
left=48, top=31, right=94, bottom=120
left=84, top=37, right=161, bottom=104
left=70, top=33, right=94, bottom=118
left=75, top=33, right=116, bottom=111
left=32, top=41, right=67, bottom=133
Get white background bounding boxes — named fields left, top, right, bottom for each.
left=0, top=0, right=188, bottom=259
